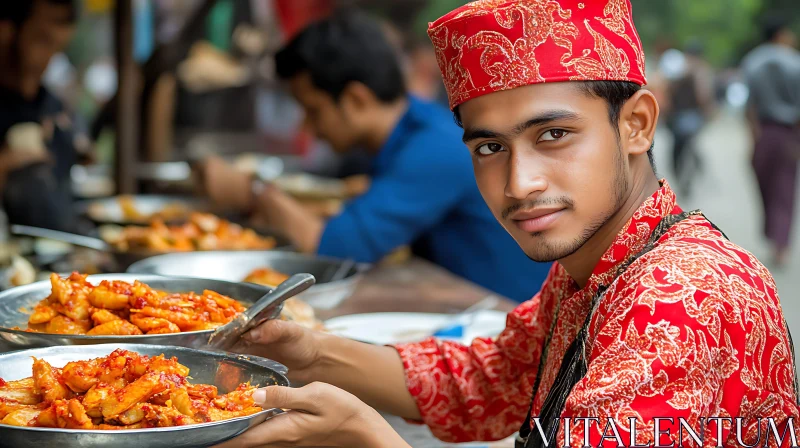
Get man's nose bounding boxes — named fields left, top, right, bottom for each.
left=504, top=151, right=547, bottom=201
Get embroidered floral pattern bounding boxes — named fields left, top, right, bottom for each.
left=395, top=181, right=799, bottom=445
left=427, top=0, right=648, bottom=110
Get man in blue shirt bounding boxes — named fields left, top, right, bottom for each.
left=203, top=10, right=548, bottom=301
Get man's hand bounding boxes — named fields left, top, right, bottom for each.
left=240, top=319, right=323, bottom=384
left=240, top=320, right=422, bottom=420
left=199, top=157, right=324, bottom=253
left=200, top=156, right=252, bottom=211
left=214, top=382, right=411, bottom=448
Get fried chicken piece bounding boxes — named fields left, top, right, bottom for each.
left=0, top=378, right=40, bottom=405
left=129, top=315, right=180, bottom=334
left=82, top=383, right=113, bottom=417
left=141, top=403, right=197, bottom=427
left=55, top=399, right=94, bottom=429
left=45, top=315, right=91, bottom=334
left=88, top=281, right=133, bottom=310
left=1, top=407, right=43, bottom=426
left=90, top=309, right=123, bottom=326
left=61, top=358, right=102, bottom=393
left=100, top=370, right=180, bottom=419
left=32, top=358, right=72, bottom=403
left=86, top=319, right=143, bottom=336
left=29, top=303, right=59, bottom=324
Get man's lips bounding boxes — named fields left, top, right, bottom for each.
left=510, top=208, right=565, bottom=233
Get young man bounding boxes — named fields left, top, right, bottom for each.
left=742, top=16, right=800, bottom=268
left=219, top=2, right=799, bottom=447
left=0, top=0, right=81, bottom=233
left=203, top=10, right=549, bottom=302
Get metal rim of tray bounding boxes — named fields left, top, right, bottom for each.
left=0, top=274, right=274, bottom=346
left=0, top=343, right=288, bottom=437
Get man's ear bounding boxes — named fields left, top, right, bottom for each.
left=619, top=89, right=659, bottom=156
left=339, top=81, right=377, bottom=113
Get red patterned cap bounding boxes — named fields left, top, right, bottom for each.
left=428, top=0, right=647, bottom=110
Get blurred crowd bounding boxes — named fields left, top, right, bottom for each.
left=646, top=15, right=800, bottom=267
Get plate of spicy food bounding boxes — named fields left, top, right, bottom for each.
left=0, top=343, right=288, bottom=448
left=0, top=272, right=289, bottom=350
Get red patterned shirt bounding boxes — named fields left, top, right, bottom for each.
left=395, top=182, right=799, bottom=446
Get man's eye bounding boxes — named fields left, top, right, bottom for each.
left=539, top=129, right=569, bottom=142
left=475, top=142, right=505, bottom=156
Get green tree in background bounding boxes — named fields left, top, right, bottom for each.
left=634, top=0, right=763, bottom=67
left=400, top=0, right=800, bottom=68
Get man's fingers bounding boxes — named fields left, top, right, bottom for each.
left=214, top=384, right=331, bottom=448
left=213, top=412, right=300, bottom=448
left=255, top=384, right=320, bottom=414
left=244, top=319, right=297, bottom=345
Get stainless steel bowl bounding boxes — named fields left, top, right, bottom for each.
left=127, top=251, right=368, bottom=310
left=0, top=274, right=277, bottom=352
left=0, top=343, right=288, bottom=448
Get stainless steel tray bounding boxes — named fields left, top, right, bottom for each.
left=76, top=195, right=214, bottom=225
left=0, top=274, right=277, bottom=351
left=0, top=343, right=288, bottom=448
left=128, top=251, right=368, bottom=310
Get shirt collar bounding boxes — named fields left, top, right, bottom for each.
left=577, top=179, right=680, bottom=296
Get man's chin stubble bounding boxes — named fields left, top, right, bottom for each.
left=524, top=236, right=585, bottom=263
left=523, top=213, right=613, bottom=263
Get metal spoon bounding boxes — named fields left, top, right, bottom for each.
left=11, top=224, right=112, bottom=251
left=390, top=295, right=501, bottom=343
left=206, top=273, right=316, bottom=350
left=329, top=258, right=356, bottom=282
left=431, top=295, right=500, bottom=337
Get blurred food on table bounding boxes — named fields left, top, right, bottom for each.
left=88, top=195, right=194, bottom=224
left=7, top=255, right=36, bottom=287
left=243, top=266, right=291, bottom=287
left=104, top=212, right=277, bottom=253
left=0, top=348, right=262, bottom=428
left=18, top=272, right=246, bottom=335
left=243, top=267, right=324, bottom=330
left=0, top=255, right=37, bottom=289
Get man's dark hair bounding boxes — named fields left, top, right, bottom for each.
left=0, top=0, right=77, bottom=27
left=453, top=80, right=656, bottom=171
left=275, top=9, right=406, bottom=103
left=762, top=14, right=789, bottom=42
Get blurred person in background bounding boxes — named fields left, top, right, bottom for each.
left=0, top=0, right=83, bottom=233
left=742, top=15, right=800, bottom=268
left=664, top=39, right=716, bottom=197
left=203, top=9, right=550, bottom=302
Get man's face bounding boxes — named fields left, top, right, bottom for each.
left=288, top=73, right=361, bottom=153
left=1, top=1, right=75, bottom=95
left=459, top=83, right=629, bottom=263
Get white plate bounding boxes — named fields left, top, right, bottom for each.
left=324, top=311, right=508, bottom=345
